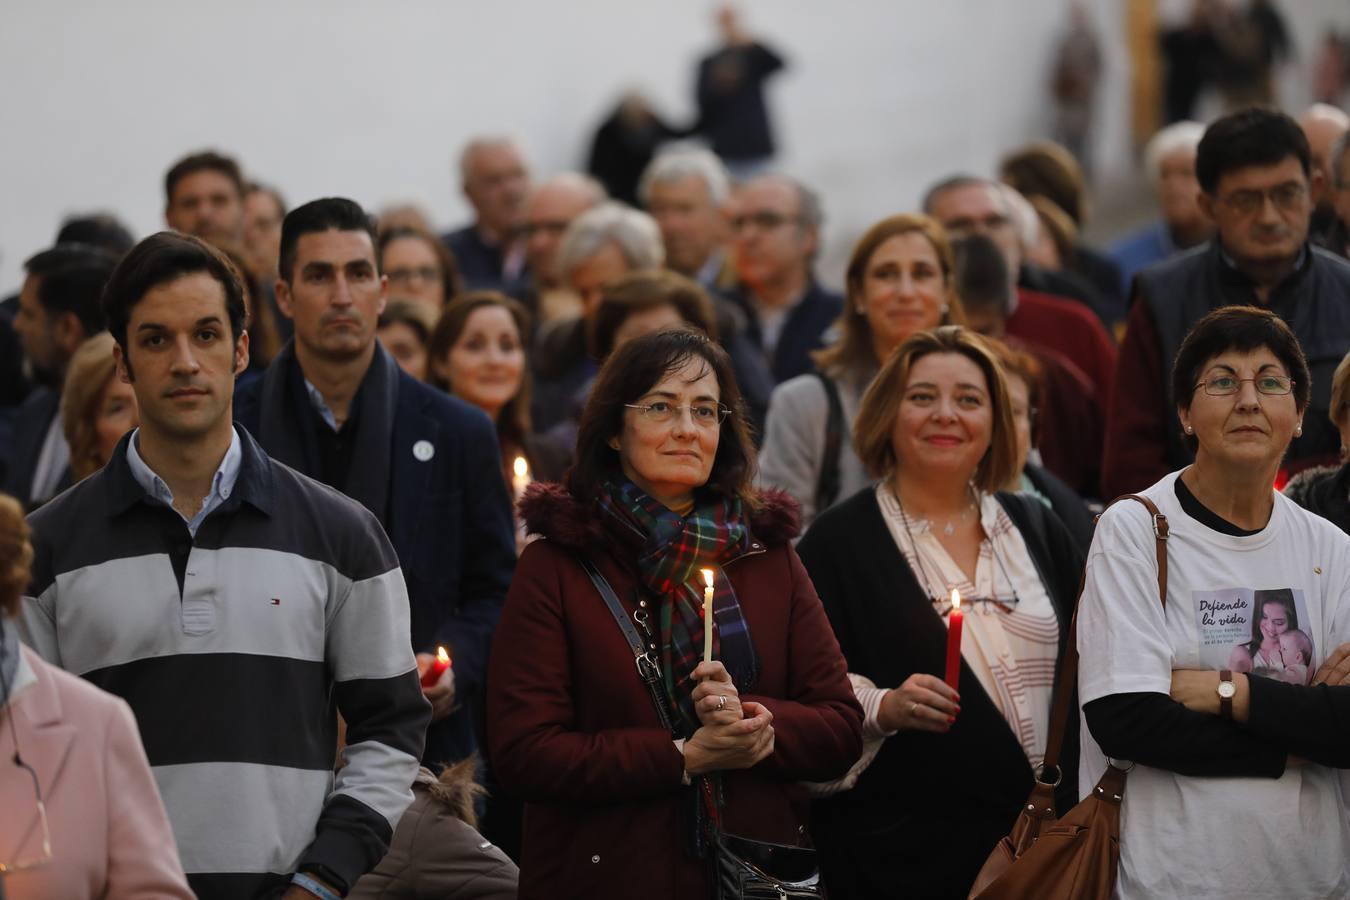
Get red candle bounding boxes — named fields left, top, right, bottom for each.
left=421, top=646, right=451, bottom=688
left=944, top=589, right=963, bottom=690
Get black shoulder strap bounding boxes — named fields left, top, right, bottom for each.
left=577, top=557, right=678, bottom=735
left=814, top=372, right=845, bottom=514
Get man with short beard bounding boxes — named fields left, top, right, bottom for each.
left=235, top=198, right=516, bottom=769
left=164, top=150, right=247, bottom=245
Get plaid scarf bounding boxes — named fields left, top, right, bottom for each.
left=596, top=480, right=760, bottom=733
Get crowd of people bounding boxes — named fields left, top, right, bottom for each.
left=7, top=15, right=1350, bottom=896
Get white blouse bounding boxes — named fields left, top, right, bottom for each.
left=874, top=484, right=1060, bottom=768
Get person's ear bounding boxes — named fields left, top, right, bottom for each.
left=53, top=311, right=85, bottom=357
left=274, top=278, right=295, bottom=319
left=113, top=341, right=134, bottom=384
left=233, top=329, right=251, bottom=374
left=607, top=436, right=621, bottom=451
left=1197, top=191, right=1216, bottom=225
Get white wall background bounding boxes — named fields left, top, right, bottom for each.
left=1, top=0, right=1346, bottom=294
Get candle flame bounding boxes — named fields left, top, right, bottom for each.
left=701, top=568, right=715, bottom=588
left=951, top=588, right=961, bottom=611
left=513, top=456, right=529, bottom=479
left=436, top=646, right=451, bottom=666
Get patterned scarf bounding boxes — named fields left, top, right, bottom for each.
left=596, top=480, right=760, bottom=733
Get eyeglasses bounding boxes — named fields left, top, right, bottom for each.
left=1194, top=374, right=1295, bottom=396
left=1217, top=182, right=1307, bottom=216
left=729, top=211, right=801, bottom=233
left=624, top=401, right=730, bottom=428
left=386, top=266, right=440, bottom=285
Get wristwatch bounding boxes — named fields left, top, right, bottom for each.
left=1217, top=670, right=1236, bottom=718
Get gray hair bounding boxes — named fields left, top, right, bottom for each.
left=459, top=136, right=524, bottom=183
left=557, top=202, right=665, bottom=281
left=1142, top=121, right=1205, bottom=184
left=1332, top=129, right=1350, bottom=190
left=921, top=174, right=1002, bottom=217
left=999, top=185, right=1039, bottom=251
left=638, top=147, right=732, bottom=207
left=745, top=173, right=824, bottom=230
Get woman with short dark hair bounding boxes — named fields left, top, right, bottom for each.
left=1079, top=305, right=1350, bottom=897
left=797, top=325, right=1084, bottom=899
left=487, top=330, right=862, bottom=899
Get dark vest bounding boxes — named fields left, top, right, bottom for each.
left=1139, top=240, right=1350, bottom=473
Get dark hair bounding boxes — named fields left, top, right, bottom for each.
left=1171, top=306, right=1310, bottom=450
left=953, top=233, right=1012, bottom=316
left=379, top=299, right=434, bottom=346
left=23, top=243, right=120, bottom=336
left=164, top=150, right=245, bottom=205
left=1244, top=588, right=1298, bottom=657
left=589, top=269, right=716, bottom=362
left=376, top=225, right=464, bottom=303
left=245, top=181, right=287, bottom=215
left=1195, top=108, right=1311, bottom=194
left=278, top=197, right=378, bottom=283
left=999, top=141, right=1087, bottom=224
left=427, top=292, right=533, bottom=454
left=55, top=213, right=135, bottom=256
left=212, top=239, right=280, bottom=368
left=567, top=330, right=757, bottom=504
left=101, top=232, right=248, bottom=364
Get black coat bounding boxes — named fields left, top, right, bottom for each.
left=1, top=386, right=64, bottom=508
left=1284, top=464, right=1350, bottom=535
left=235, top=347, right=518, bottom=766
left=797, top=487, right=1084, bottom=900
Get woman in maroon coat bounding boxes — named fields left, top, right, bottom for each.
left=487, top=330, right=863, bottom=899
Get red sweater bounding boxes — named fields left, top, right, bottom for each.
left=1007, top=288, right=1117, bottom=403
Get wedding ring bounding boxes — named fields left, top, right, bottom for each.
left=910, top=701, right=919, bottom=716
left=717, top=695, right=727, bottom=711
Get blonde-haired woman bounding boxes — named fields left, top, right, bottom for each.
left=60, top=333, right=138, bottom=482
left=757, top=213, right=965, bottom=528
left=796, top=326, right=1084, bottom=899
left=0, top=493, right=192, bottom=898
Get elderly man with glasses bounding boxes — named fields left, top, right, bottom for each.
left=1103, top=107, right=1350, bottom=499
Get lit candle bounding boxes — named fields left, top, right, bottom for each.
left=701, top=568, right=716, bottom=663
left=944, top=589, right=963, bottom=690
left=511, top=456, right=531, bottom=501
left=421, top=645, right=451, bottom=688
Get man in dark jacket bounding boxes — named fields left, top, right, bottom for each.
left=721, top=175, right=842, bottom=387
left=4, top=244, right=117, bottom=507
left=235, top=198, right=516, bottom=767
left=1103, top=107, right=1350, bottom=499
left=441, top=138, right=532, bottom=291
left=693, top=6, right=785, bottom=174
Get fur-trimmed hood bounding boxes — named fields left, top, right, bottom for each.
left=518, top=482, right=801, bottom=551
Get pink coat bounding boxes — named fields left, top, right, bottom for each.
left=0, top=645, right=192, bottom=899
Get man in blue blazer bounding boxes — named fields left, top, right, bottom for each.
left=234, top=197, right=516, bottom=767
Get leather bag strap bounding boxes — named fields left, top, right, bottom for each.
left=578, top=557, right=679, bottom=735
left=1039, top=494, right=1169, bottom=779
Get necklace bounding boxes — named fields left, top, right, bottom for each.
left=897, top=483, right=977, bottom=537
left=894, top=487, right=1022, bottom=615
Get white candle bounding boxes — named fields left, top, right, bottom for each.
left=511, top=456, right=531, bottom=501
left=702, top=568, right=716, bottom=663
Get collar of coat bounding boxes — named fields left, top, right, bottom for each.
left=518, top=482, right=801, bottom=552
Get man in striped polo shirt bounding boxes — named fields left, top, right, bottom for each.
left=19, top=232, right=430, bottom=899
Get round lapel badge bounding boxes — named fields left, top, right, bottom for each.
left=412, top=440, right=435, bottom=462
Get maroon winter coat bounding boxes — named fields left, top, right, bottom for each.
left=487, top=484, right=863, bottom=899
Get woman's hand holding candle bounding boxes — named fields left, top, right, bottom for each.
left=691, top=660, right=742, bottom=726
left=879, top=673, right=960, bottom=733
left=416, top=647, right=456, bottom=721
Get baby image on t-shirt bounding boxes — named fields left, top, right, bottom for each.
left=1192, top=586, right=1316, bottom=686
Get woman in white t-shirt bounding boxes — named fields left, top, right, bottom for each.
left=1078, top=306, right=1350, bottom=899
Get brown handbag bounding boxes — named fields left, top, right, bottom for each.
left=967, top=495, right=1169, bottom=900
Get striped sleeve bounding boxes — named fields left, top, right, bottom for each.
left=302, top=520, right=430, bottom=891
left=852, top=677, right=898, bottom=741
left=17, top=513, right=60, bottom=665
